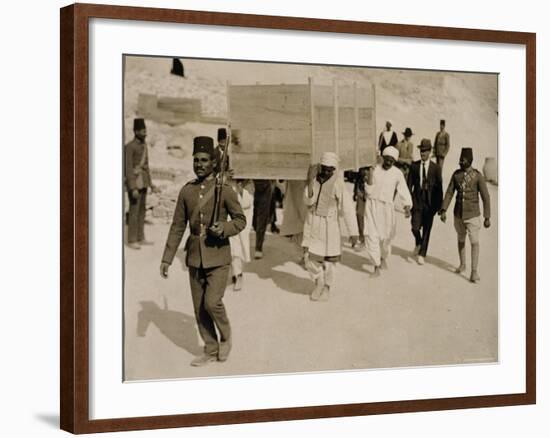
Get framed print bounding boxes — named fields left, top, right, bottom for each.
left=60, top=3, right=536, bottom=434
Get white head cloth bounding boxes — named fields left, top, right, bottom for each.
left=382, top=146, right=399, bottom=161
left=320, top=152, right=339, bottom=168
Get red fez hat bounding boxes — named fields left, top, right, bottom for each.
left=133, top=118, right=146, bottom=130
left=460, top=147, right=474, bottom=162
left=193, top=136, right=215, bottom=156
left=217, top=128, right=227, bottom=141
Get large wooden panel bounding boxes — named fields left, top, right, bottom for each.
left=229, top=84, right=312, bottom=179
left=228, top=82, right=376, bottom=178
left=229, top=84, right=310, bottom=130
left=357, top=107, right=377, bottom=166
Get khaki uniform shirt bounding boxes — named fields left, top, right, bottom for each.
left=162, top=176, right=246, bottom=268
left=442, top=167, right=491, bottom=220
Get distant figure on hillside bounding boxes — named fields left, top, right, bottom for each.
left=433, top=119, right=451, bottom=171
left=378, top=120, right=399, bottom=155
left=364, top=146, right=412, bottom=277
left=170, top=58, right=185, bottom=77
left=302, top=153, right=358, bottom=302
left=439, top=147, right=491, bottom=283
left=395, top=127, right=414, bottom=178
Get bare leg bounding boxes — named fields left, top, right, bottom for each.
left=470, top=243, right=480, bottom=282
left=456, top=240, right=466, bottom=273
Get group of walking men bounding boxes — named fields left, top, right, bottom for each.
left=124, top=117, right=491, bottom=367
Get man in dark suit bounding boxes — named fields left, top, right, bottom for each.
left=124, top=118, right=158, bottom=250
left=407, top=139, right=443, bottom=265
left=160, top=136, right=246, bottom=367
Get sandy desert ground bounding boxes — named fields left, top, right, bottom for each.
left=123, top=56, right=498, bottom=381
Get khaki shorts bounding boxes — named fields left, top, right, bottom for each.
left=454, top=216, right=481, bottom=244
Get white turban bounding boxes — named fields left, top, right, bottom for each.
left=382, top=146, right=399, bottom=161
left=320, top=152, right=339, bottom=168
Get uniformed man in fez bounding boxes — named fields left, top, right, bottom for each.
left=124, top=118, right=157, bottom=250
left=439, top=147, right=491, bottom=283
left=214, top=127, right=229, bottom=174
left=160, top=136, right=246, bottom=366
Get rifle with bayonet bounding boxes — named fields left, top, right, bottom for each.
left=210, top=126, right=231, bottom=228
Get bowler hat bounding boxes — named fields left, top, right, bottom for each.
left=133, top=118, right=146, bottom=131
left=193, top=136, right=215, bottom=156
left=403, top=127, right=413, bottom=137
left=418, top=138, right=432, bottom=152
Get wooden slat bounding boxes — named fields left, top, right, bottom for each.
left=229, top=84, right=310, bottom=130
left=232, top=167, right=307, bottom=180
left=231, top=128, right=311, bottom=154
left=231, top=152, right=310, bottom=168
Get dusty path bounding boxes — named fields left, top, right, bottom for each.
left=124, top=185, right=498, bottom=381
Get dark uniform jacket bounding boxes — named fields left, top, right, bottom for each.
left=407, top=160, right=443, bottom=214
left=161, top=176, right=246, bottom=268
left=442, top=167, right=491, bottom=220
left=433, top=131, right=451, bottom=158
left=124, top=137, right=152, bottom=191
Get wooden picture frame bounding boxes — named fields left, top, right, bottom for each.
left=60, top=3, right=536, bottom=434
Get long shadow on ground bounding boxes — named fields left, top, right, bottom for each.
left=245, top=234, right=312, bottom=296
left=136, top=300, right=202, bottom=355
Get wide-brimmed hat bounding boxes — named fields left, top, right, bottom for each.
left=418, top=138, right=432, bottom=152
left=403, top=127, right=413, bottom=137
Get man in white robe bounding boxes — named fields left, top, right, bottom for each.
left=302, top=152, right=358, bottom=301
left=229, top=179, right=254, bottom=291
left=364, top=146, right=413, bottom=277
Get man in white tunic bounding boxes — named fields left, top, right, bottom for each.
left=302, top=152, right=358, bottom=302
left=365, top=146, right=413, bottom=277
left=229, top=179, right=254, bottom=291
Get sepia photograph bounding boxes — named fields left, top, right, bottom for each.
left=123, top=55, right=498, bottom=381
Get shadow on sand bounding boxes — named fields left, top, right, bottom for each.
left=137, top=300, right=202, bottom=356
left=245, top=235, right=313, bottom=296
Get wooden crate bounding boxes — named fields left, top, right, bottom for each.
left=228, top=79, right=377, bottom=180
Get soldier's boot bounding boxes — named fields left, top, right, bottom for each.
left=218, top=338, right=232, bottom=362
left=455, top=241, right=466, bottom=274
left=470, top=243, right=480, bottom=283
left=310, top=279, right=324, bottom=301
left=190, top=353, right=217, bottom=367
